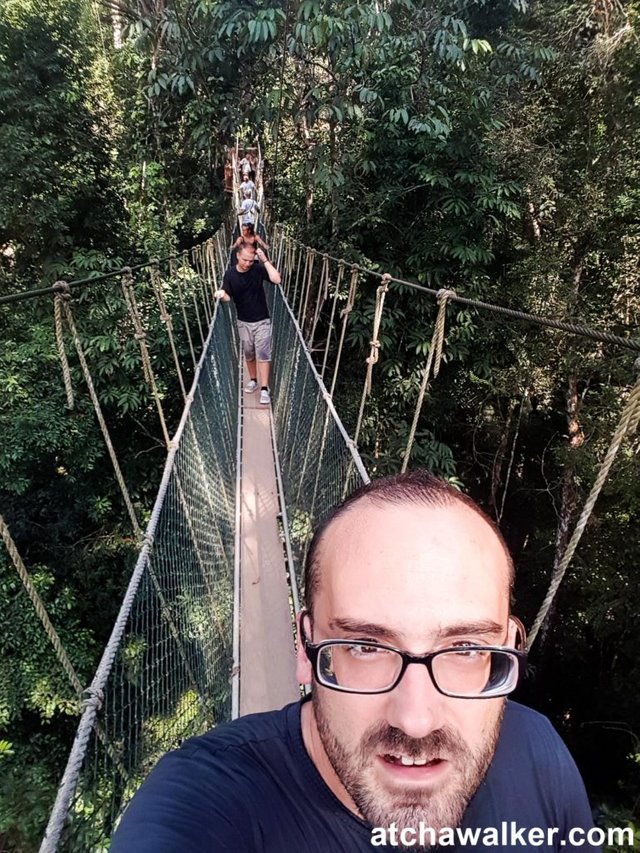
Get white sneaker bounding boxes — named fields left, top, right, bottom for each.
left=244, top=379, right=258, bottom=393
left=259, top=388, right=271, bottom=406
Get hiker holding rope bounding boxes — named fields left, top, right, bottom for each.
left=112, top=470, right=599, bottom=852
left=213, top=244, right=280, bottom=406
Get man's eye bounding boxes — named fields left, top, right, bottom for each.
left=347, top=644, right=388, bottom=658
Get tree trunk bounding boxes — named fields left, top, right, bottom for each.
left=490, top=398, right=517, bottom=519
left=111, top=5, right=123, bottom=49
left=540, top=258, right=586, bottom=643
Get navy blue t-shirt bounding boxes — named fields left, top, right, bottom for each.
left=223, top=261, right=269, bottom=323
left=111, top=700, right=599, bottom=852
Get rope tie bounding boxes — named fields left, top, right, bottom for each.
left=183, top=251, right=206, bottom=347
left=121, top=268, right=171, bottom=448
left=365, top=274, right=391, bottom=394
left=61, top=299, right=142, bottom=536
left=401, top=288, right=454, bottom=472
left=341, top=265, right=359, bottom=318
left=320, top=260, right=346, bottom=381
left=528, top=360, right=640, bottom=648
left=330, top=265, right=360, bottom=399
left=309, top=253, right=330, bottom=349
left=432, top=288, right=455, bottom=377
left=150, top=263, right=187, bottom=401
left=121, top=268, right=152, bottom=385
left=299, top=248, right=316, bottom=332
left=81, top=687, right=104, bottom=712
left=352, top=274, right=391, bottom=445
left=174, top=272, right=197, bottom=369
left=150, top=261, right=171, bottom=325
left=53, top=281, right=74, bottom=409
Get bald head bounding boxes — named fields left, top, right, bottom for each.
left=303, top=470, right=514, bottom=614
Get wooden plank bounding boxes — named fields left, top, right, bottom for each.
left=239, top=386, right=299, bottom=715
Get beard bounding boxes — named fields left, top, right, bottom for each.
left=313, top=692, right=504, bottom=849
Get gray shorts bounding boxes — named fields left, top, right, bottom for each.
left=237, top=319, right=272, bottom=362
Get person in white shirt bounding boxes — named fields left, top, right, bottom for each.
left=240, top=176, right=256, bottom=199
left=239, top=190, right=259, bottom=225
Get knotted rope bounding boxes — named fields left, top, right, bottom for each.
left=53, top=282, right=74, bottom=409
left=149, top=260, right=187, bottom=402
left=121, top=267, right=170, bottom=448
left=354, top=273, right=391, bottom=445
left=329, top=264, right=360, bottom=398
left=401, top=288, right=455, bottom=472
left=321, top=260, right=345, bottom=381
left=309, top=253, right=330, bottom=350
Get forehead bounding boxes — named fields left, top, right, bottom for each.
left=314, top=500, right=511, bottom=641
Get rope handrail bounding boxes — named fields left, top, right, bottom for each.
left=0, top=233, right=224, bottom=307
left=275, top=228, right=640, bottom=665
left=277, top=233, right=640, bottom=353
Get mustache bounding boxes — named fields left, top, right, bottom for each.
left=360, top=724, right=467, bottom=760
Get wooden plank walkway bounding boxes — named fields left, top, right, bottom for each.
left=238, top=378, right=299, bottom=716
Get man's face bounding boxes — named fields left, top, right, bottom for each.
left=236, top=249, right=255, bottom=272
left=297, top=500, right=514, bottom=840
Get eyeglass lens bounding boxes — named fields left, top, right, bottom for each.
left=317, top=644, right=517, bottom=696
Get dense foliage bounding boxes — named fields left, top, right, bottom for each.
left=1, top=0, right=639, bottom=848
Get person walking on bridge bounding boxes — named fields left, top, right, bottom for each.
left=214, top=244, right=280, bottom=406
left=240, top=174, right=256, bottom=199
left=234, top=223, right=268, bottom=253
left=239, top=189, right=260, bottom=226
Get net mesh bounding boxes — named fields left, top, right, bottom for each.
left=51, top=302, right=239, bottom=851
left=268, top=285, right=369, bottom=604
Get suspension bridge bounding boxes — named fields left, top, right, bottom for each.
left=2, top=156, right=640, bottom=851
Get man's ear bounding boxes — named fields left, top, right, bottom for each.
left=508, top=615, right=527, bottom=650
left=296, top=610, right=313, bottom=686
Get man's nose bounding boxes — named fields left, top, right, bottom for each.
left=384, top=661, right=447, bottom=739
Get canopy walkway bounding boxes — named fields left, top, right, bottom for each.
left=1, top=164, right=639, bottom=850
left=30, top=210, right=369, bottom=852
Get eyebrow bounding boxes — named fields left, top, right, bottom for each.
left=327, top=617, right=505, bottom=645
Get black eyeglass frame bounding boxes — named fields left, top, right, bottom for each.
left=300, top=616, right=528, bottom=699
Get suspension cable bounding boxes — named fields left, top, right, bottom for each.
left=279, top=235, right=640, bottom=353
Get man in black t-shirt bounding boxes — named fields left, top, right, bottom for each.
left=112, top=471, right=601, bottom=852
left=215, top=244, right=281, bottom=406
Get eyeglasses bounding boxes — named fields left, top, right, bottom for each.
left=301, top=618, right=527, bottom=699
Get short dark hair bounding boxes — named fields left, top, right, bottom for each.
left=303, top=469, right=514, bottom=613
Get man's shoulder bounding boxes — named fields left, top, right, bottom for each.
left=492, top=701, right=590, bottom=803
left=111, top=703, right=305, bottom=851
left=222, top=265, right=236, bottom=287
left=181, top=701, right=297, bottom=760
left=465, top=701, right=597, bottom=847
left=502, top=700, right=568, bottom=753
